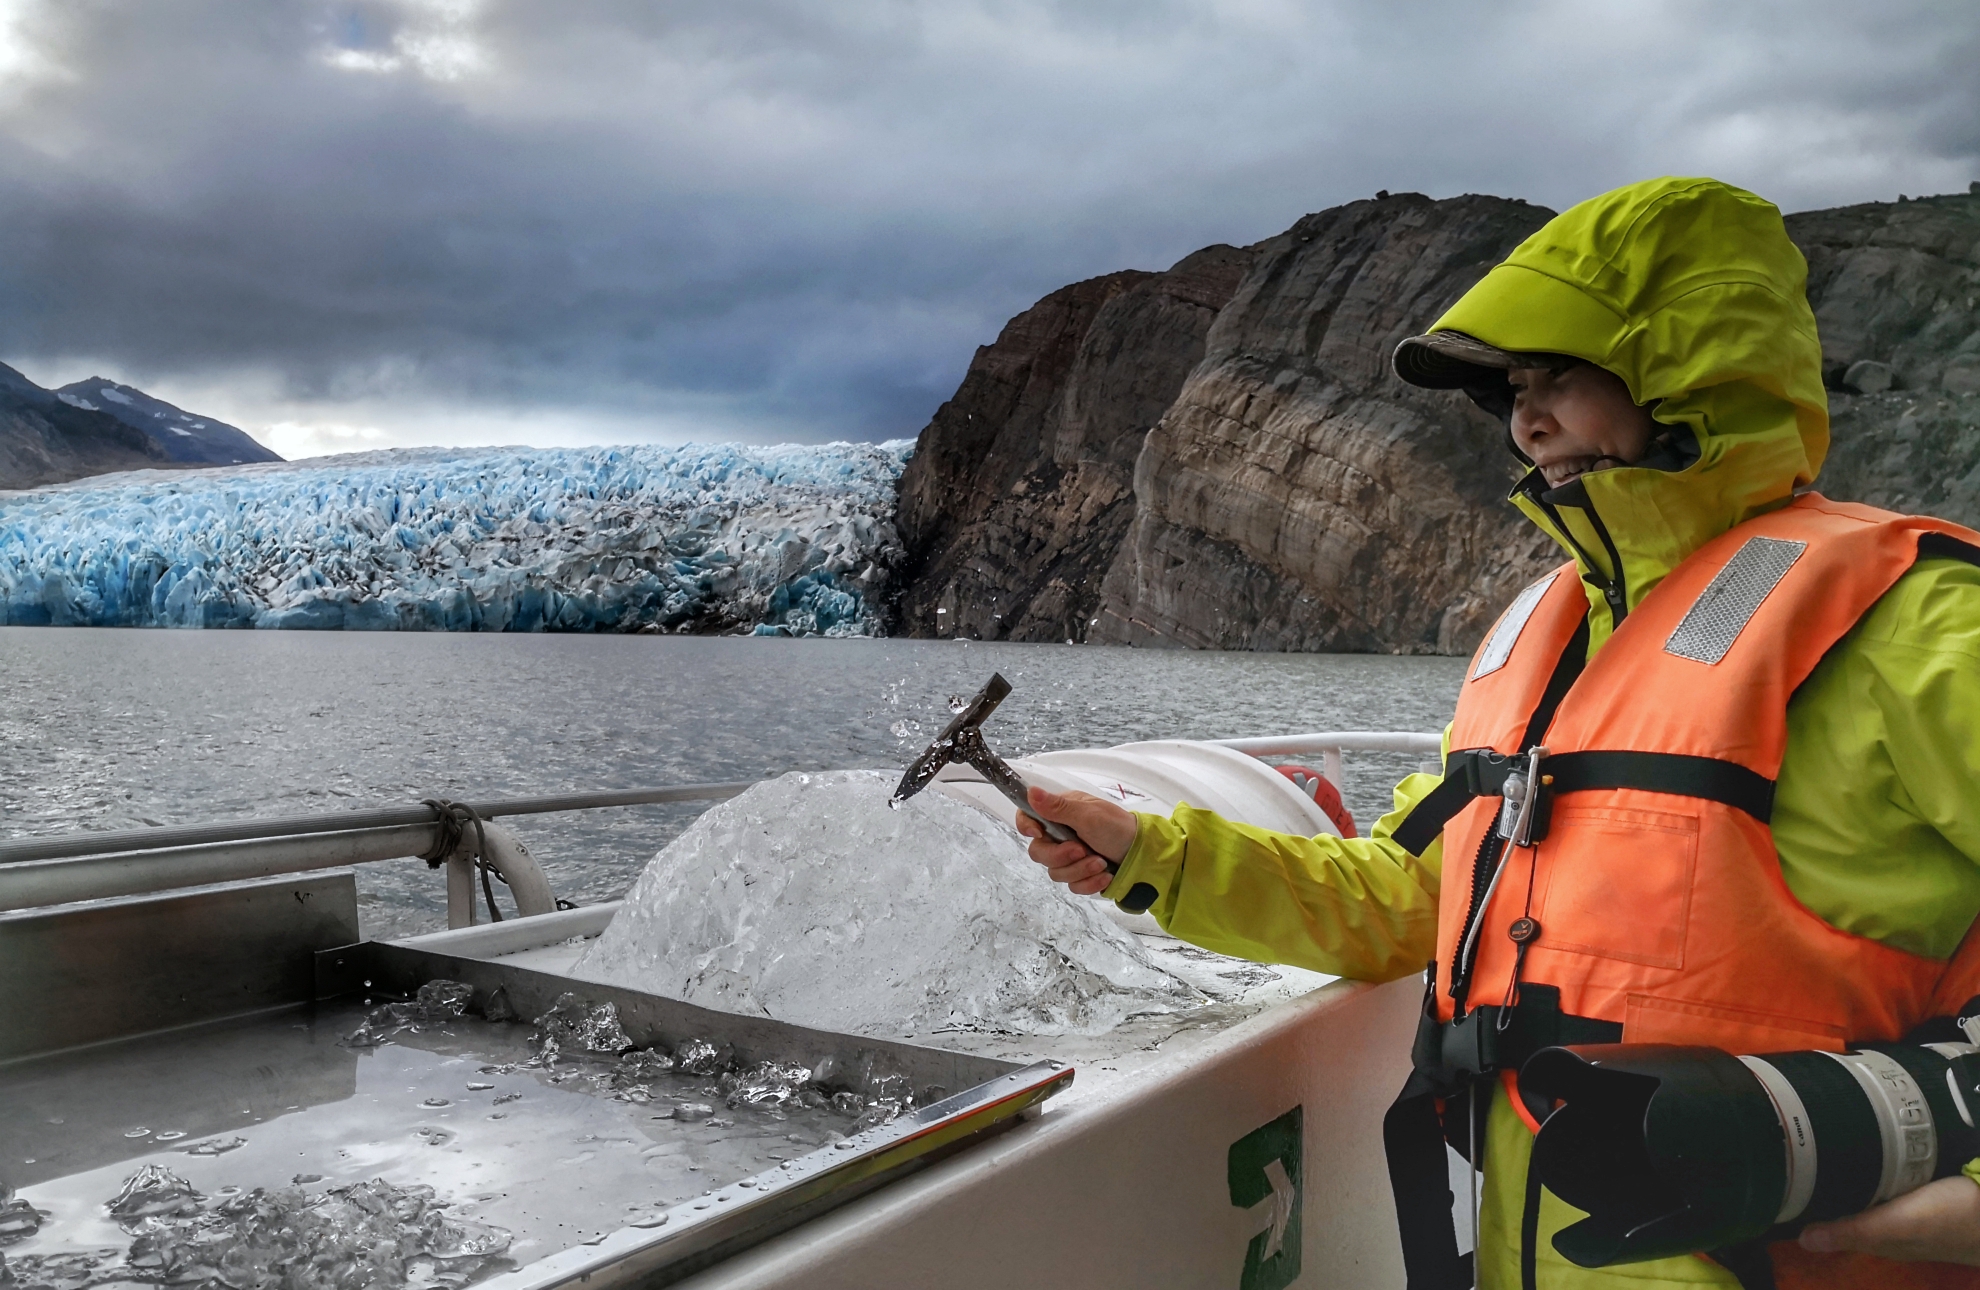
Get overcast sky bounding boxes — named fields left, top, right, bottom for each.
left=0, top=1, right=1973, bottom=457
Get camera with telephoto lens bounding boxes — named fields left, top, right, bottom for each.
left=1519, top=1026, right=1980, bottom=1267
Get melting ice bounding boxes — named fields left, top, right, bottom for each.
left=1, top=1169, right=510, bottom=1290
left=572, top=771, right=1200, bottom=1038
left=0, top=441, right=909, bottom=634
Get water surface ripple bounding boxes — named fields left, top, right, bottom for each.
left=0, top=629, right=1464, bottom=937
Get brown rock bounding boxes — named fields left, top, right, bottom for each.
left=1091, top=194, right=1556, bottom=653
left=891, top=245, right=1257, bottom=640
left=895, top=187, right=1980, bottom=655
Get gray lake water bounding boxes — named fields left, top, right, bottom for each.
left=0, top=629, right=1464, bottom=937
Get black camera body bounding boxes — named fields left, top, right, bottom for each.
left=1521, top=1038, right=1980, bottom=1266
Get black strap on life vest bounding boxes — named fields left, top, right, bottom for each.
left=1393, top=610, right=1590, bottom=858
left=1393, top=524, right=1980, bottom=863
left=1918, top=530, right=1980, bottom=566
left=1385, top=983, right=1623, bottom=1290
left=1387, top=612, right=1591, bottom=1290
left=1391, top=747, right=1775, bottom=857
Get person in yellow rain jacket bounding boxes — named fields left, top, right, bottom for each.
left=1019, top=177, right=1980, bottom=1289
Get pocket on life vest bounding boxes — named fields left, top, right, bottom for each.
left=1532, top=806, right=1698, bottom=969
left=1622, top=995, right=1847, bottom=1053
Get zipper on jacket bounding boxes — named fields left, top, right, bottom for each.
left=1579, top=501, right=1630, bottom=626
left=1527, top=476, right=1629, bottom=629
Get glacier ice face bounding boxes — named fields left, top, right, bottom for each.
left=0, top=441, right=910, bottom=634
left=571, top=770, right=1201, bottom=1039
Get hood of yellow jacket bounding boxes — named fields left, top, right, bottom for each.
left=1427, top=176, right=1830, bottom=649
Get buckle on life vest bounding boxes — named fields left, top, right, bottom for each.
left=1494, top=746, right=1552, bottom=847
left=1411, top=985, right=1622, bottom=1081
left=1456, top=749, right=1517, bottom=796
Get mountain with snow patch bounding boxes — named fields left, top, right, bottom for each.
left=0, top=363, right=280, bottom=489
left=54, top=377, right=280, bottom=467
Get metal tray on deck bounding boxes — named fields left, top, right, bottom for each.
left=0, top=875, right=1072, bottom=1290
left=314, top=937, right=1073, bottom=1288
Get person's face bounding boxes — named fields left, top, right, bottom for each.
left=1508, top=363, right=1658, bottom=489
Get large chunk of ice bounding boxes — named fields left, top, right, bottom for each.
left=572, top=771, right=1199, bottom=1038
left=0, top=441, right=910, bottom=635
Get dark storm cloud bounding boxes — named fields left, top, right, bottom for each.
left=0, top=0, right=1973, bottom=447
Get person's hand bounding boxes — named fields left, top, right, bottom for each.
left=1016, top=787, right=1138, bottom=897
left=1798, top=1176, right=1980, bottom=1265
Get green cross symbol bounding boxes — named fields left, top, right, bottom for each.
left=1228, top=1105, right=1303, bottom=1290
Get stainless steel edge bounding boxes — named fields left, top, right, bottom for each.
left=0, top=871, right=362, bottom=1061
left=474, top=1061, right=1075, bottom=1290
left=0, top=781, right=759, bottom=868
left=0, top=825, right=437, bottom=912
left=319, top=941, right=1018, bottom=1101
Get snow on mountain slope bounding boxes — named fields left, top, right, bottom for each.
left=0, top=441, right=911, bottom=633
left=54, top=377, right=283, bottom=466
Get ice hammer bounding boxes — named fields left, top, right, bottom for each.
left=890, top=672, right=1085, bottom=848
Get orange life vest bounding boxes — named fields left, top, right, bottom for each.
left=1403, top=494, right=1980, bottom=1287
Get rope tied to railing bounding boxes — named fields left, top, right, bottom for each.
left=418, top=798, right=505, bottom=923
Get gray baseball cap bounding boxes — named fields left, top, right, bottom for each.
left=1392, top=330, right=1577, bottom=389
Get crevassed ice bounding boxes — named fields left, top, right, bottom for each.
left=0, top=441, right=911, bottom=635
left=572, top=771, right=1201, bottom=1038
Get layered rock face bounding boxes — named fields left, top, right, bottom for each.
left=1091, top=195, right=1556, bottom=653
left=891, top=246, right=1257, bottom=641
left=898, top=186, right=1980, bottom=654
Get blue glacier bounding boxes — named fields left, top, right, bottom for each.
left=0, top=441, right=912, bottom=633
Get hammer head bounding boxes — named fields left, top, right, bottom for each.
left=890, top=672, right=1012, bottom=804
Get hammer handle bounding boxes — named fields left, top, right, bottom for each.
left=1018, top=801, right=1077, bottom=845
left=1007, top=784, right=1118, bottom=874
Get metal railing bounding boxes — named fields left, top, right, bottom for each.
left=0, top=733, right=1448, bottom=915
left=0, top=782, right=756, bottom=914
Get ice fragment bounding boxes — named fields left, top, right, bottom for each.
left=342, top=979, right=478, bottom=1048
left=528, top=994, right=633, bottom=1064
left=106, top=1166, right=203, bottom=1221
left=721, top=1061, right=814, bottom=1109
left=615, top=1048, right=675, bottom=1083
left=671, top=1039, right=724, bottom=1077
left=572, top=772, right=1199, bottom=1038
left=0, top=1197, right=44, bottom=1243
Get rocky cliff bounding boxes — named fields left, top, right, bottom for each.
left=894, top=186, right=1980, bottom=653
left=893, top=245, right=1257, bottom=641
left=1789, top=193, right=1980, bottom=522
